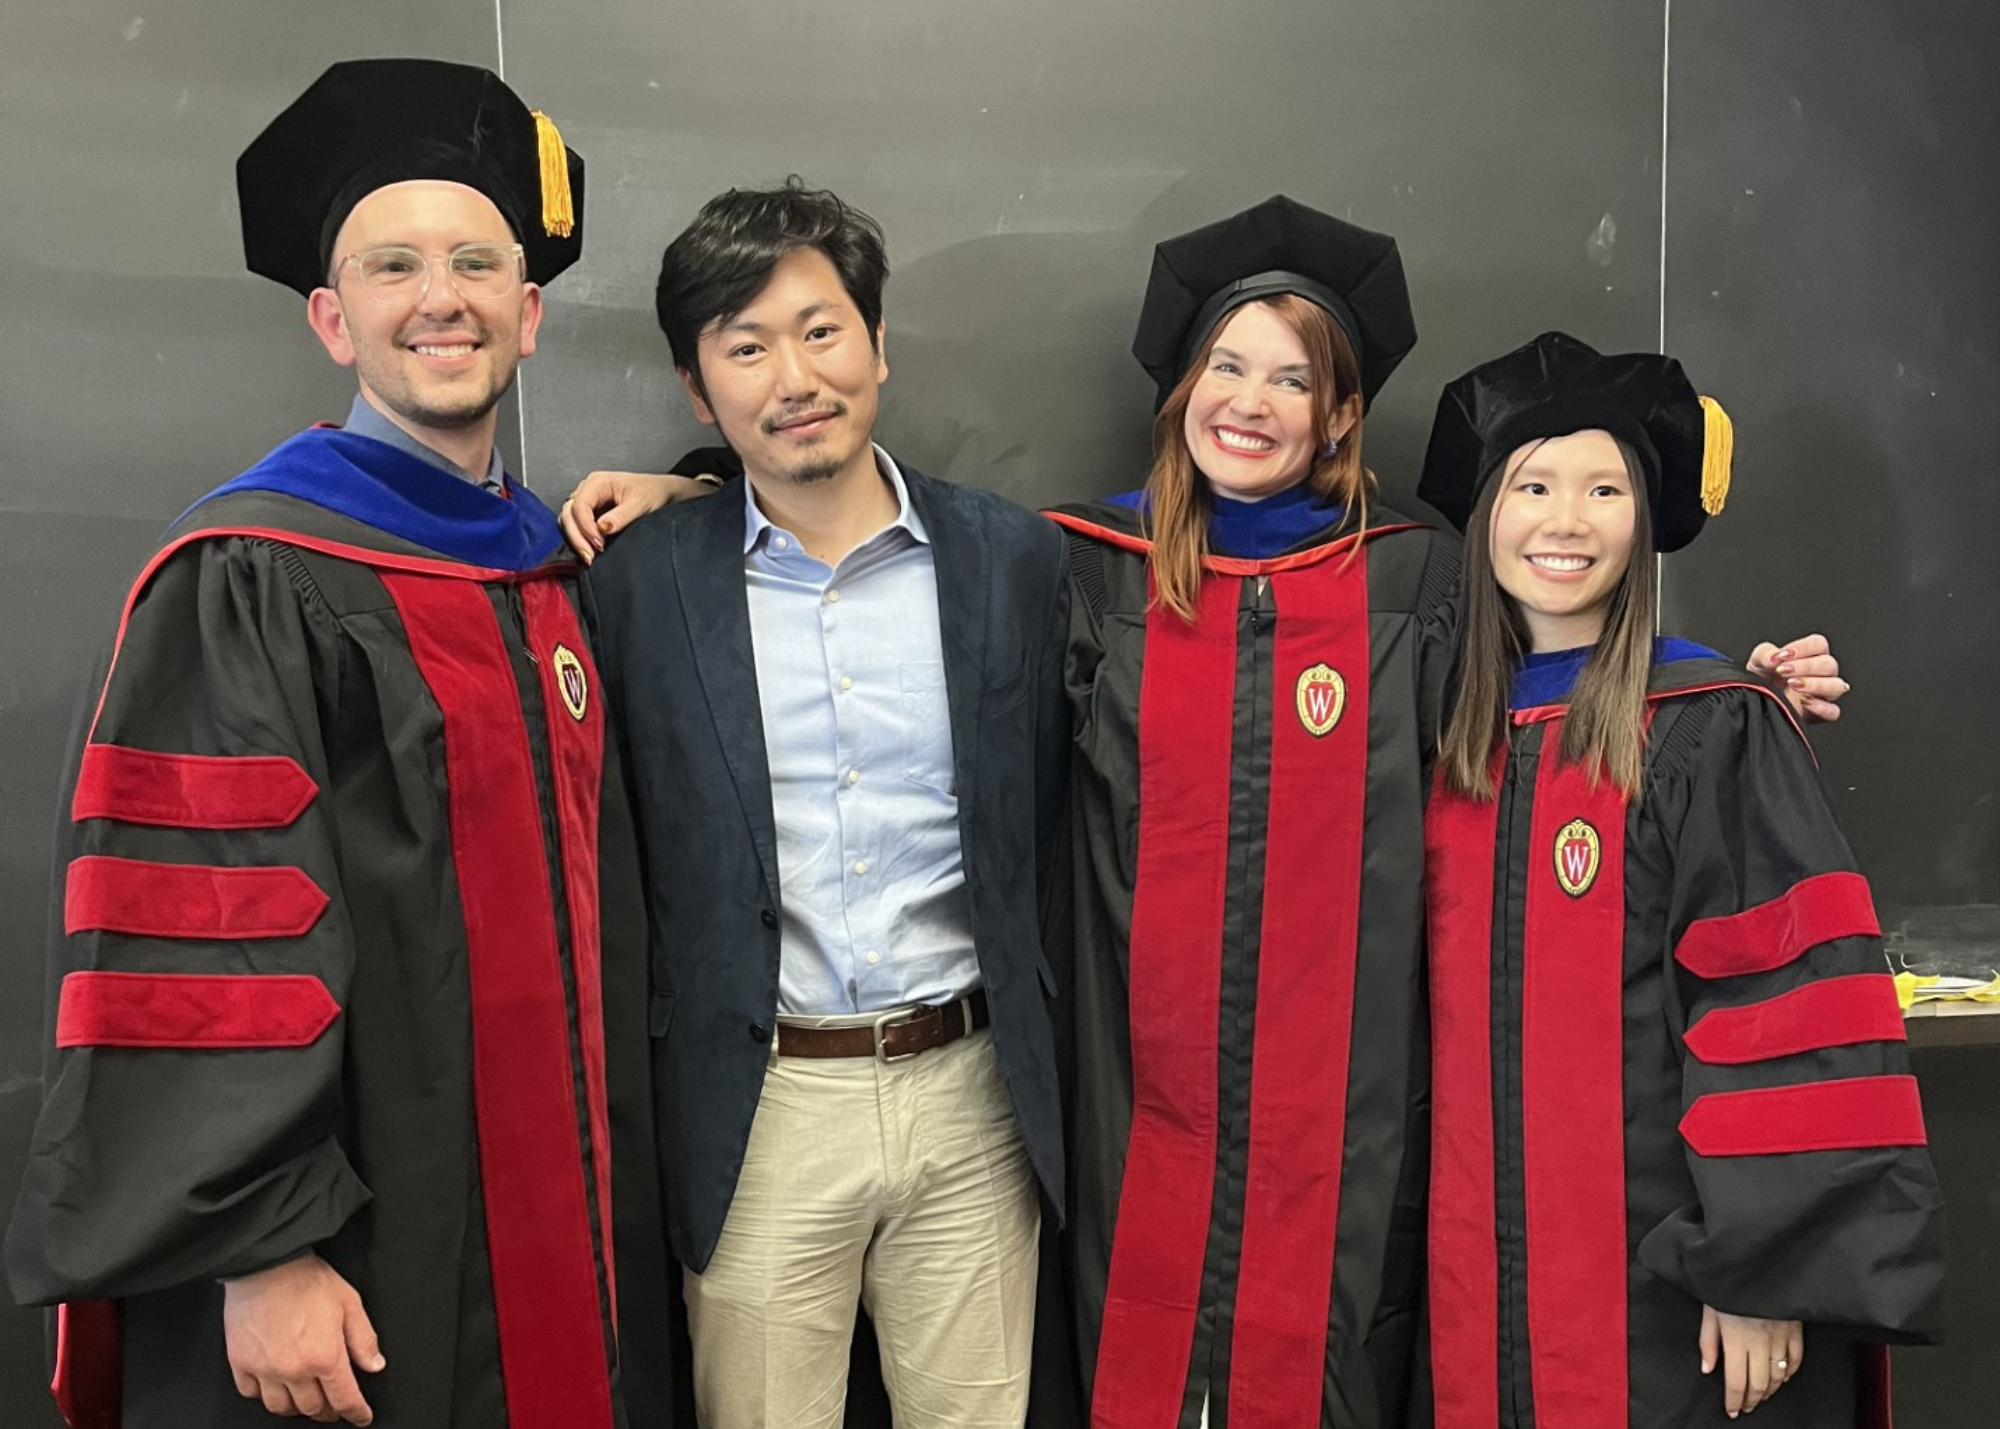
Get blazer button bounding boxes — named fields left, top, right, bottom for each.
left=748, top=1023, right=770, bottom=1044
left=760, top=908, right=778, bottom=929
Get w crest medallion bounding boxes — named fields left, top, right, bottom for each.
left=1554, top=817, right=1602, bottom=897
left=552, top=644, right=589, bottom=722
left=1295, top=663, right=1346, bottom=737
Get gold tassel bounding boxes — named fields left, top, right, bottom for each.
left=1698, top=395, right=1733, bottom=516
left=530, top=110, right=575, bottom=239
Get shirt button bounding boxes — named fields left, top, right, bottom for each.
left=865, top=950, right=881, bottom=965
left=773, top=536, right=789, bottom=550
left=748, top=1023, right=770, bottom=1044
left=840, top=676, right=854, bottom=691
left=760, top=908, right=778, bottom=929
left=826, top=588, right=842, bottom=603
left=853, top=860, right=869, bottom=875
left=846, top=768, right=861, bottom=786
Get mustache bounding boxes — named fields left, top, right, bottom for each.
left=762, top=402, right=846, bottom=435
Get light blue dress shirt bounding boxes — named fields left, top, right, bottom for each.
left=344, top=394, right=508, bottom=491
left=743, top=449, right=980, bottom=1015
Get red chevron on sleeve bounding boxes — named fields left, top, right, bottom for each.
left=1681, top=1075, right=1927, bottom=1156
left=73, top=744, right=318, bottom=830
left=56, top=971, right=341, bottom=1049
left=1674, top=871, right=1879, bottom=979
left=65, top=855, right=329, bottom=940
left=1683, top=974, right=1907, bottom=1065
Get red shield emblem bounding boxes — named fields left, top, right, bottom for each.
left=552, top=644, right=589, bottom=722
left=1554, top=817, right=1602, bottom=897
left=1295, top=663, right=1346, bottom=737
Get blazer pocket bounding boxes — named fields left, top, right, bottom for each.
left=648, top=992, right=676, bottom=1039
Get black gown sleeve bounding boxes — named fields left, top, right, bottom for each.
left=1413, top=531, right=1463, bottom=765
left=5, top=538, right=372, bottom=1303
left=1635, top=688, right=1945, bottom=1342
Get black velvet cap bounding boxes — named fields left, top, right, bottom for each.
left=1132, top=195, right=1416, bottom=410
left=237, top=58, right=585, bottom=296
left=1417, top=331, right=1723, bottom=554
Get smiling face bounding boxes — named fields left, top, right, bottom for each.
left=1488, top=427, right=1641, bottom=652
left=1179, top=302, right=1341, bottom=502
left=307, top=180, right=541, bottom=433
left=680, top=245, right=887, bottom=488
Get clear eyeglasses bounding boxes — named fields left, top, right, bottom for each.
left=335, top=243, right=527, bottom=304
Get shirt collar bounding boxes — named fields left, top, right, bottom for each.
left=343, top=394, right=508, bottom=490
left=742, top=444, right=929, bottom=555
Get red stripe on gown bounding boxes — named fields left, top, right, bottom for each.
left=1228, top=557, right=1371, bottom=1427
left=1680, top=1074, right=1928, bottom=1155
left=382, top=573, right=613, bottom=1429
left=1682, top=974, right=1907, bottom=1065
left=55, top=970, right=339, bottom=1049
left=1674, top=870, right=1878, bottom=979
left=1521, top=718, right=1630, bottom=1429
left=72, top=744, right=318, bottom=829
left=1092, top=574, right=1239, bottom=1429
left=1423, top=759, right=1506, bottom=1429
left=51, top=1299, right=121, bottom=1429
left=519, top=579, right=619, bottom=1324
left=64, top=855, right=327, bottom=940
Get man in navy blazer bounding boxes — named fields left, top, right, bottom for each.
left=581, top=180, right=1067, bottom=1429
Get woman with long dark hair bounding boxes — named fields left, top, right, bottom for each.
left=1417, top=332, right=1943, bottom=1429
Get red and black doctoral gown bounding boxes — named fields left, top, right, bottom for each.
left=1034, top=497, right=1462, bottom=1429
left=1424, top=652, right=1946, bottom=1429
left=4, top=427, right=678, bottom=1429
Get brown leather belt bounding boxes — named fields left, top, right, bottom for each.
left=775, top=991, right=989, bottom=1062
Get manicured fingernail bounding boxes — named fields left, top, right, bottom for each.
left=1788, top=678, right=1805, bottom=688
left=1776, top=663, right=1794, bottom=676
left=1777, top=648, right=1793, bottom=660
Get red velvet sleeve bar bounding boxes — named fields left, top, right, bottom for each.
left=1682, top=974, right=1906, bottom=1066
left=72, top=744, right=318, bottom=829
left=56, top=970, right=340, bottom=1049
left=1680, top=1075, right=1928, bottom=1156
left=64, top=855, right=329, bottom=940
left=1674, top=871, right=1879, bottom=979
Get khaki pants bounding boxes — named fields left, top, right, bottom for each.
left=684, top=1023, right=1040, bottom=1429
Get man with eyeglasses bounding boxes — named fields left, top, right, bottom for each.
left=5, top=59, right=674, bottom=1429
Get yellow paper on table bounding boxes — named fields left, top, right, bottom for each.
left=1895, top=971, right=2000, bottom=1008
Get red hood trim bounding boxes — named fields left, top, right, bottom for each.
left=1043, top=509, right=1427, bottom=576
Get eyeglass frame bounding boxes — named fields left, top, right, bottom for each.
left=328, top=242, right=529, bottom=306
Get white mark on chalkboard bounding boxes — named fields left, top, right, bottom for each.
left=175, top=87, right=192, bottom=115
left=153, top=352, right=165, bottom=364
left=1744, top=188, right=1756, bottom=196
left=648, top=80, right=660, bottom=90
left=980, top=107, right=989, bottom=114
left=1711, top=290, right=1720, bottom=299
left=1586, top=212, right=1617, bottom=267
left=122, top=17, right=144, bottom=41
left=1789, top=94, right=1804, bottom=115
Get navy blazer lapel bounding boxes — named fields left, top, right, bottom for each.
left=671, top=484, right=781, bottom=902
left=905, top=467, right=988, bottom=807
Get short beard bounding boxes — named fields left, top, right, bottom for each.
left=788, top=457, right=841, bottom=485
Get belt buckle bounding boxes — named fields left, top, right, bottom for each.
left=872, top=1002, right=943, bottom=1062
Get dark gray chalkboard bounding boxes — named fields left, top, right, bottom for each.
left=3, top=1, right=1991, bottom=1424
